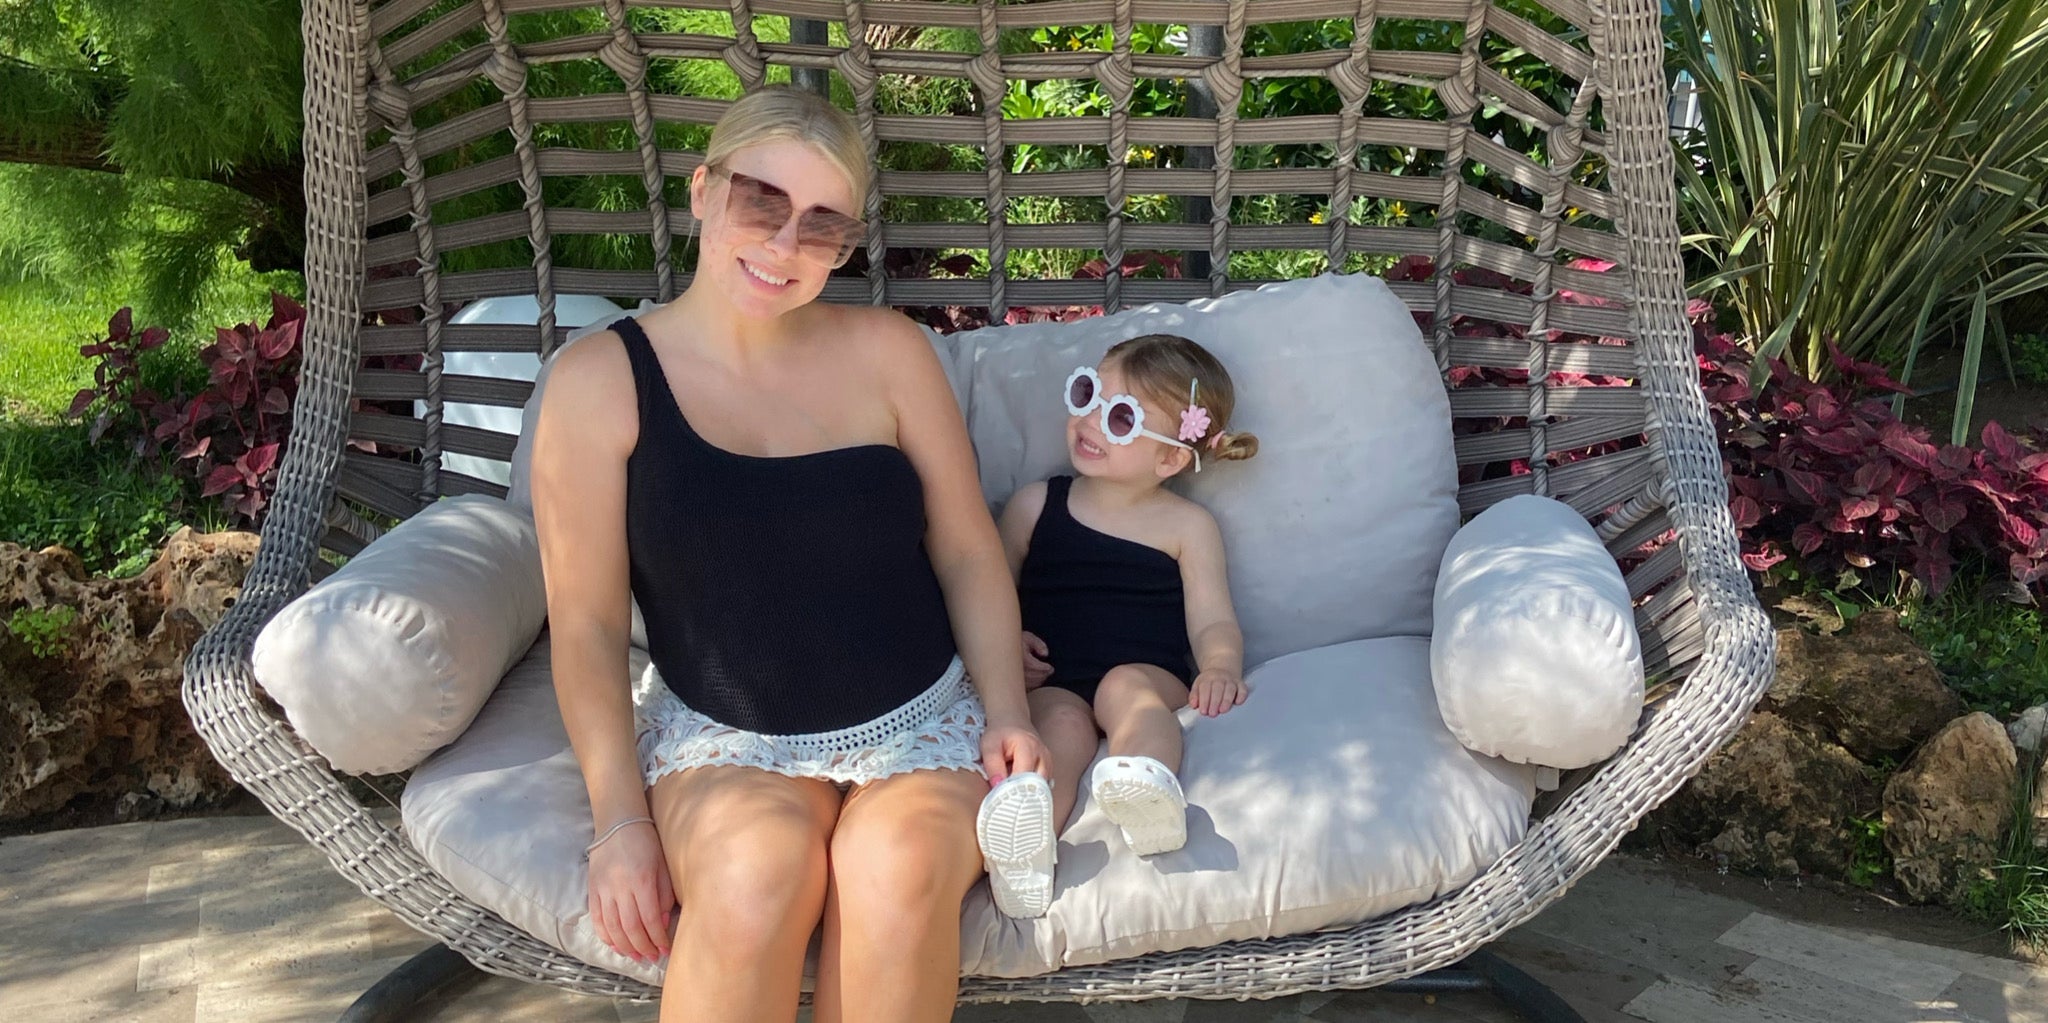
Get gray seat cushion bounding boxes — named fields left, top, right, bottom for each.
left=401, top=635, right=661, bottom=984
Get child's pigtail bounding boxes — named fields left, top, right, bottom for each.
left=1209, top=430, right=1259, bottom=462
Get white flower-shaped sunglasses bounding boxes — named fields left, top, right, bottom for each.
left=1063, top=366, right=1203, bottom=471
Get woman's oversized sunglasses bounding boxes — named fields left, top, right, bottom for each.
left=705, top=163, right=866, bottom=268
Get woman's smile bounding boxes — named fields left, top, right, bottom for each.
left=738, top=256, right=793, bottom=289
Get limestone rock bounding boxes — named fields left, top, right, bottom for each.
left=1769, top=611, right=1965, bottom=763
left=1636, top=710, right=1879, bottom=877
left=0, top=528, right=259, bottom=821
left=2010, top=704, right=2047, bottom=755
left=36, top=545, right=86, bottom=582
left=1883, top=712, right=2019, bottom=904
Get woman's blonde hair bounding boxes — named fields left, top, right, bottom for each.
left=1103, top=334, right=1260, bottom=470
left=702, top=85, right=870, bottom=206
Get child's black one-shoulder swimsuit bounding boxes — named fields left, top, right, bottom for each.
left=1017, top=475, right=1192, bottom=702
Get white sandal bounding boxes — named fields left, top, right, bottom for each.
left=1090, top=755, right=1188, bottom=856
left=976, top=772, right=1057, bottom=918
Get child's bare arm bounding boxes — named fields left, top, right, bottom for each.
left=995, top=480, right=1049, bottom=581
left=1177, top=505, right=1246, bottom=716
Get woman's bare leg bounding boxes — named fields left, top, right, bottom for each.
left=812, top=767, right=986, bottom=1023
left=647, top=765, right=842, bottom=1023
left=1091, top=664, right=1189, bottom=772
left=1027, top=686, right=1100, bottom=834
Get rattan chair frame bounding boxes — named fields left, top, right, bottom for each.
left=185, top=0, right=1774, bottom=1005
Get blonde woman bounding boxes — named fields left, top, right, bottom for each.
left=531, top=85, right=1048, bottom=1022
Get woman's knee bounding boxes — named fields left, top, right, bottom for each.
left=663, top=778, right=834, bottom=946
left=830, top=783, right=982, bottom=910
left=679, top=841, right=828, bottom=959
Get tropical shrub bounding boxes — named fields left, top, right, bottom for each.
left=1669, top=0, right=2048, bottom=384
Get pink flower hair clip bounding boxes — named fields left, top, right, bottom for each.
left=1178, top=379, right=1210, bottom=472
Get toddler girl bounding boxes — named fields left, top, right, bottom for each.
left=975, top=333, right=1259, bottom=918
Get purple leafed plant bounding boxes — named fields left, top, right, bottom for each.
left=1703, top=332, right=2048, bottom=597
left=149, top=292, right=307, bottom=523
left=67, top=308, right=171, bottom=458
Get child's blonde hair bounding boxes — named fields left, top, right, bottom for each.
left=703, top=85, right=869, bottom=204
left=1103, top=334, right=1259, bottom=471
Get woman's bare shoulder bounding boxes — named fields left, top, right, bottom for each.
left=829, top=303, right=936, bottom=361
left=816, top=304, right=949, bottom=399
left=538, top=330, right=638, bottom=452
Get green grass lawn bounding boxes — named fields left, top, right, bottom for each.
left=0, top=281, right=112, bottom=419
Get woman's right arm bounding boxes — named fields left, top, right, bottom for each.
left=997, top=481, right=1052, bottom=687
left=530, top=332, right=673, bottom=963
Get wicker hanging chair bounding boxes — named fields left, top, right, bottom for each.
left=184, top=0, right=1774, bottom=1014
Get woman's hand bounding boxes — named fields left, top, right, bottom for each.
left=980, top=716, right=1050, bottom=787
left=1189, top=668, right=1248, bottom=718
left=1021, top=631, right=1053, bottom=690
left=586, top=821, right=675, bottom=964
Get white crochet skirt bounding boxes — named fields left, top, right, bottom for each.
left=633, top=655, right=988, bottom=789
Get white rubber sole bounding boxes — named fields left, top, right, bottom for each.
left=1091, top=757, right=1188, bottom=856
left=976, top=773, right=1057, bottom=918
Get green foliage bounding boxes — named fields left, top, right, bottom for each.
left=0, top=1, right=305, bottom=314
left=0, top=414, right=222, bottom=576
left=1845, top=814, right=1891, bottom=889
left=2015, top=334, right=2048, bottom=385
left=1899, top=578, right=2048, bottom=718
left=1958, top=755, right=2048, bottom=950
left=1670, top=0, right=2048, bottom=383
left=0, top=0, right=302, bottom=176
left=0, top=165, right=297, bottom=331
left=1998, top=862, right=2048, bottom=950
left=4, top=604, right=77, bottom=659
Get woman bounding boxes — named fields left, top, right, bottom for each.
left=530, top=86, right=1048, bottom=1022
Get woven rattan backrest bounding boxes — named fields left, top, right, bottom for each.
left=317, top=0, right=1696, bottom=673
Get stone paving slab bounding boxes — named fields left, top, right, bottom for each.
left=2, top=809, right=2042, bottom=1022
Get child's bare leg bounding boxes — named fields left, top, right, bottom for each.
left=1091, top=664, right=1189, bottom=773
left=1026, top=686, right=1098, bottom=834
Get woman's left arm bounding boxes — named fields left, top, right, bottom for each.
left=1179, top=508, right=1248, bottom=717
left=877, top=313, right=1046, bottom=783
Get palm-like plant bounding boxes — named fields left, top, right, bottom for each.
left=1670, top=0, right=2048, bottom=422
